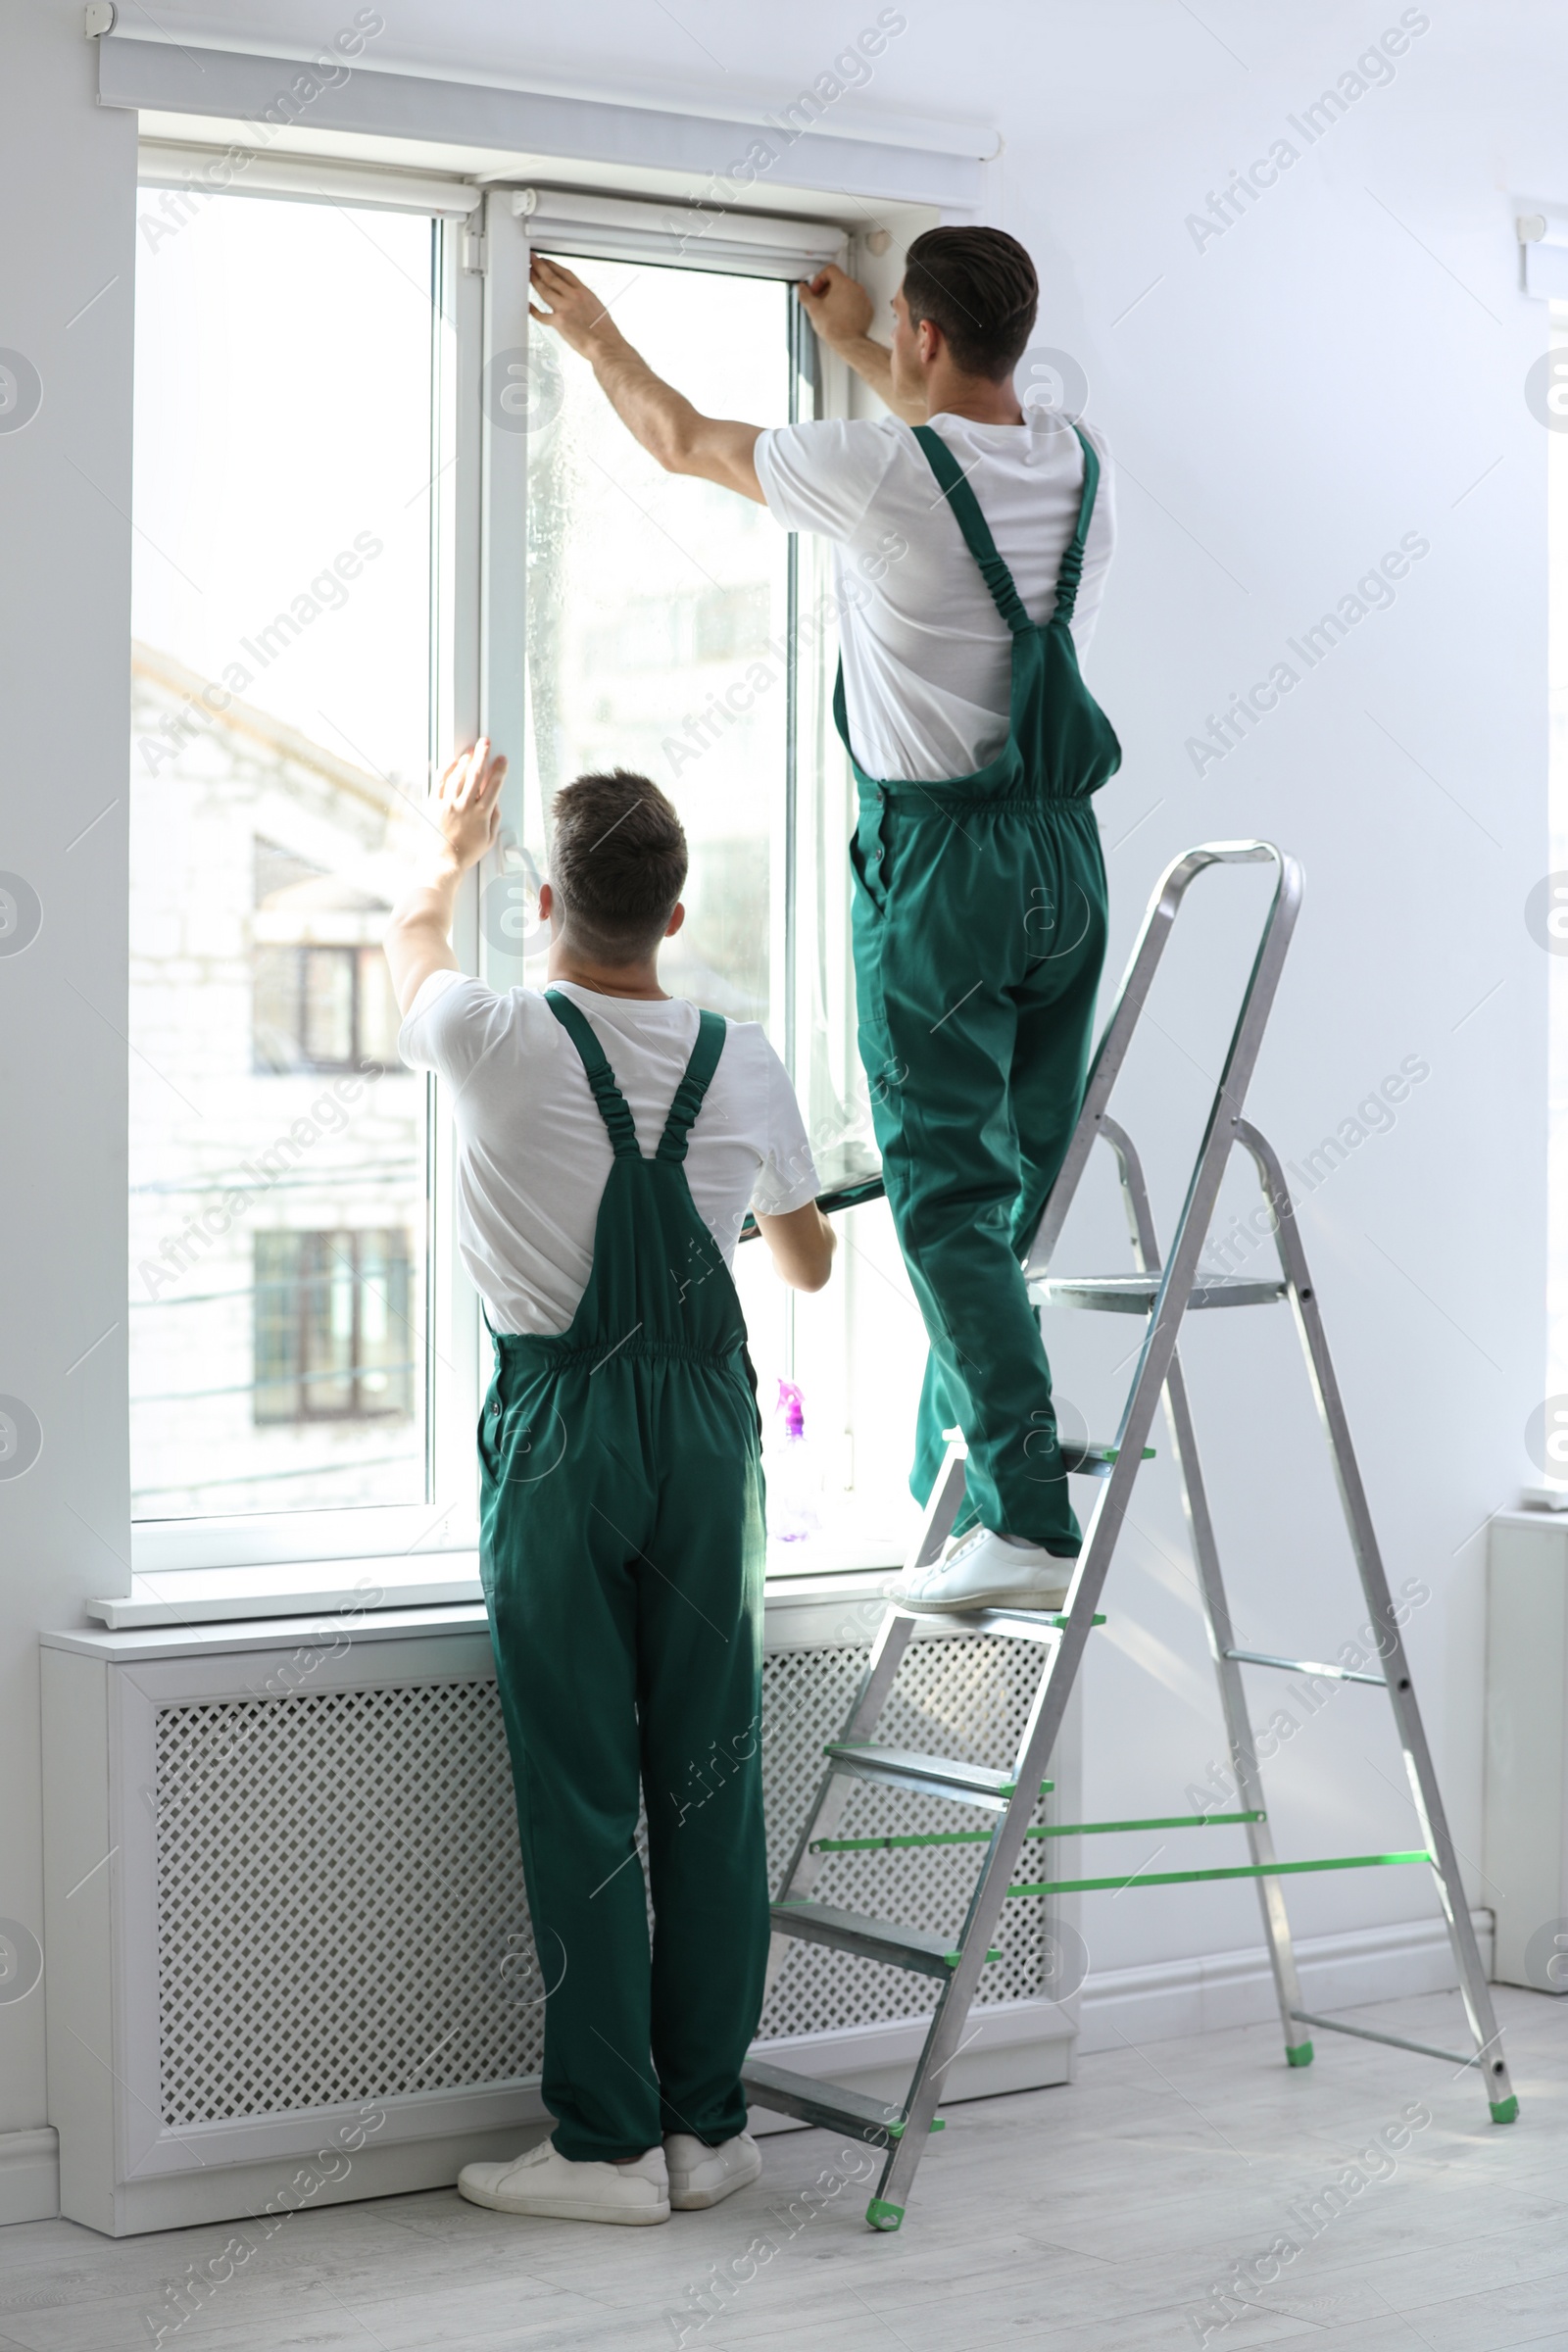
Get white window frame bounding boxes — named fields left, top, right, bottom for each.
left=117, top=148, right=891, bottom=1618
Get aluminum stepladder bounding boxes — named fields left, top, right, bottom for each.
left=741, top=839, right=1516, bottom=2231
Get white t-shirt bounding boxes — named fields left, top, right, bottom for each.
left=399, top=973, right=818, bottom=1336
left=754, top=410, right=1115, bottom=783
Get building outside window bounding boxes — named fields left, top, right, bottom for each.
left=254, top=1230, right=415, bottom=1425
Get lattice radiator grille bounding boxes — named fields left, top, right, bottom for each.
left=152, top=1636, right=1054, bottom=2130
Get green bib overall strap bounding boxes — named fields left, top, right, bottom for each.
left=911, top=419, right=1101, bottom=631
left=544, top=990, right=641, bottom=1159
left=910, top=423, right=1031, bottom=633
left=1050, top=427, right=1101, bottom=626
left=656, top=1008, right=726, bottom=1163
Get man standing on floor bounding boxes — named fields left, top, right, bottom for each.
left=529, top=226, right=1119, bottom=1613
left=386, top=750, right=835, bottom=2224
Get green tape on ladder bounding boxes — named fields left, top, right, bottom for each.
left=1491, top=2095, right=1519, bottom=2125
left=1286, top=2040, right=1314, bottom=2067
left=1006, top=1851, right=1432, bottom=1898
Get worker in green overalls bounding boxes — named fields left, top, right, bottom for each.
left=531, top=224, right=1118, bottom=1617
left=387, top=754, right=834, bottom=2223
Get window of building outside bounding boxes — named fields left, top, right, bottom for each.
left=128, top=177, right=917, bottom=1567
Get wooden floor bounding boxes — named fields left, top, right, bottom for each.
left=5, top=1986, right=1567, bottom=2351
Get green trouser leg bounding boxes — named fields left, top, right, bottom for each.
left=481, top=1354, right=769, bottom=2163
left=855, top=797, right=1106, bottom=1552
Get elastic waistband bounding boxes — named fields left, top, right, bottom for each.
left=860, top=780, right=1102, bottom=814
left=492, top=1333, right=745, bottom=1373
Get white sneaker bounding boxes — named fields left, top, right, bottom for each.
left=458, top=2136, right=670, bottom=2225
left=663, top=2130, right=762, bottom=2210
left=887, top=1527, right=1073, bottom=1615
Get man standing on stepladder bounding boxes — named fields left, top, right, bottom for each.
left=529, top=228, right=1119, bottom=1613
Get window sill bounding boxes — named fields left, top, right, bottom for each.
left=85, top=1552, right=484, bottom=1631
left=87, top=1503, right=917, bottom=1629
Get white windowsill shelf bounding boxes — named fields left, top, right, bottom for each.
left=87, top=1503, right=916, bottom=1629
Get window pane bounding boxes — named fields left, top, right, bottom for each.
left=252, top=946, right=301, bottom=1075
left=253, top=1231, right=301, bottom=1424
left=301, top=1234, right=359, bottom=1418
left=358, top=1232, right=416, bottom=1417
left=357, top=945, right=404, bottom=1069
left=301, top=948, right=356, bottom=1068
left=129, top=191, right=435, bottom=1519
left=516, top=262, right=792, bottom=1033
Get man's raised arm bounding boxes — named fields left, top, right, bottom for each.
left=528, top=255, right=766, bottom=504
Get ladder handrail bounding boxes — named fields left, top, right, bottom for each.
left=1234, top=1117, right=1511, bottom=2095
left=1025, top=839, right=1300, bottom=1276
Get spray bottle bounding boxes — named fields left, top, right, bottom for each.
left=769, top=1379, right=820, bottom=1543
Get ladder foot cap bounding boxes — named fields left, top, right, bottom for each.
left=1285, top=2040, right=1314, bottom=2068
left=1490, top=2095, right=1519, bottom=2126
left=866, top=2198, right=905, bottom=2231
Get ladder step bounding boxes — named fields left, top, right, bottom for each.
left=1030, top=1271, right=1287, bottom=1314
left=825, top=1742, right=1054, bottom=1810
left=770, top=1899, right=1000, bottom=1977
left=1058, top=1434, right=1152, bottom=1477
left=955, top=1607, right=1107, bottom=1642
left=741, top=2057, right=944, bottom=2144
left=1226, top=1647, right=1387, bottom=1689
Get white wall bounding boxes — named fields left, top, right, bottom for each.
left=2, top=0, right=1562, bottom=2207
left=0, top=0, right=137, bottom=2219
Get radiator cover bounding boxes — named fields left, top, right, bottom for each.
left=43, top=1598, right=1077, bottom=2233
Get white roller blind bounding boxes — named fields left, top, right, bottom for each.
left=136, top=141, right=481, bottom=217
left=513, top=187, right=846, bottom=280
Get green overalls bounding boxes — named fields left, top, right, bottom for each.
left=840, top=423, right=1121, bottom=1556
left=478, top=991, right=770, bottom=2162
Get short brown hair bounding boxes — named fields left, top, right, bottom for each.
left=550, top=768, right=688, bottom=963
left=902, top=226, right=1039, bottom=381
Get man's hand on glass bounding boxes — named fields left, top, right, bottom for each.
left=528, top=254, right=617, bottom=360
left=427, top=736, right=507, bottom=881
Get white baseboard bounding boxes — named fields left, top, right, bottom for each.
left=6, top=1918, right=1491, bottom=2230
left=0, top=2129, right=60, bottom=2225
left=1077, top=1909, right=1494, bottom=2052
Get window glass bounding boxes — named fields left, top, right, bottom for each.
left=128, top=190, right=436, bottom=1519
left=514, top=260, right=792, bottom=1033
